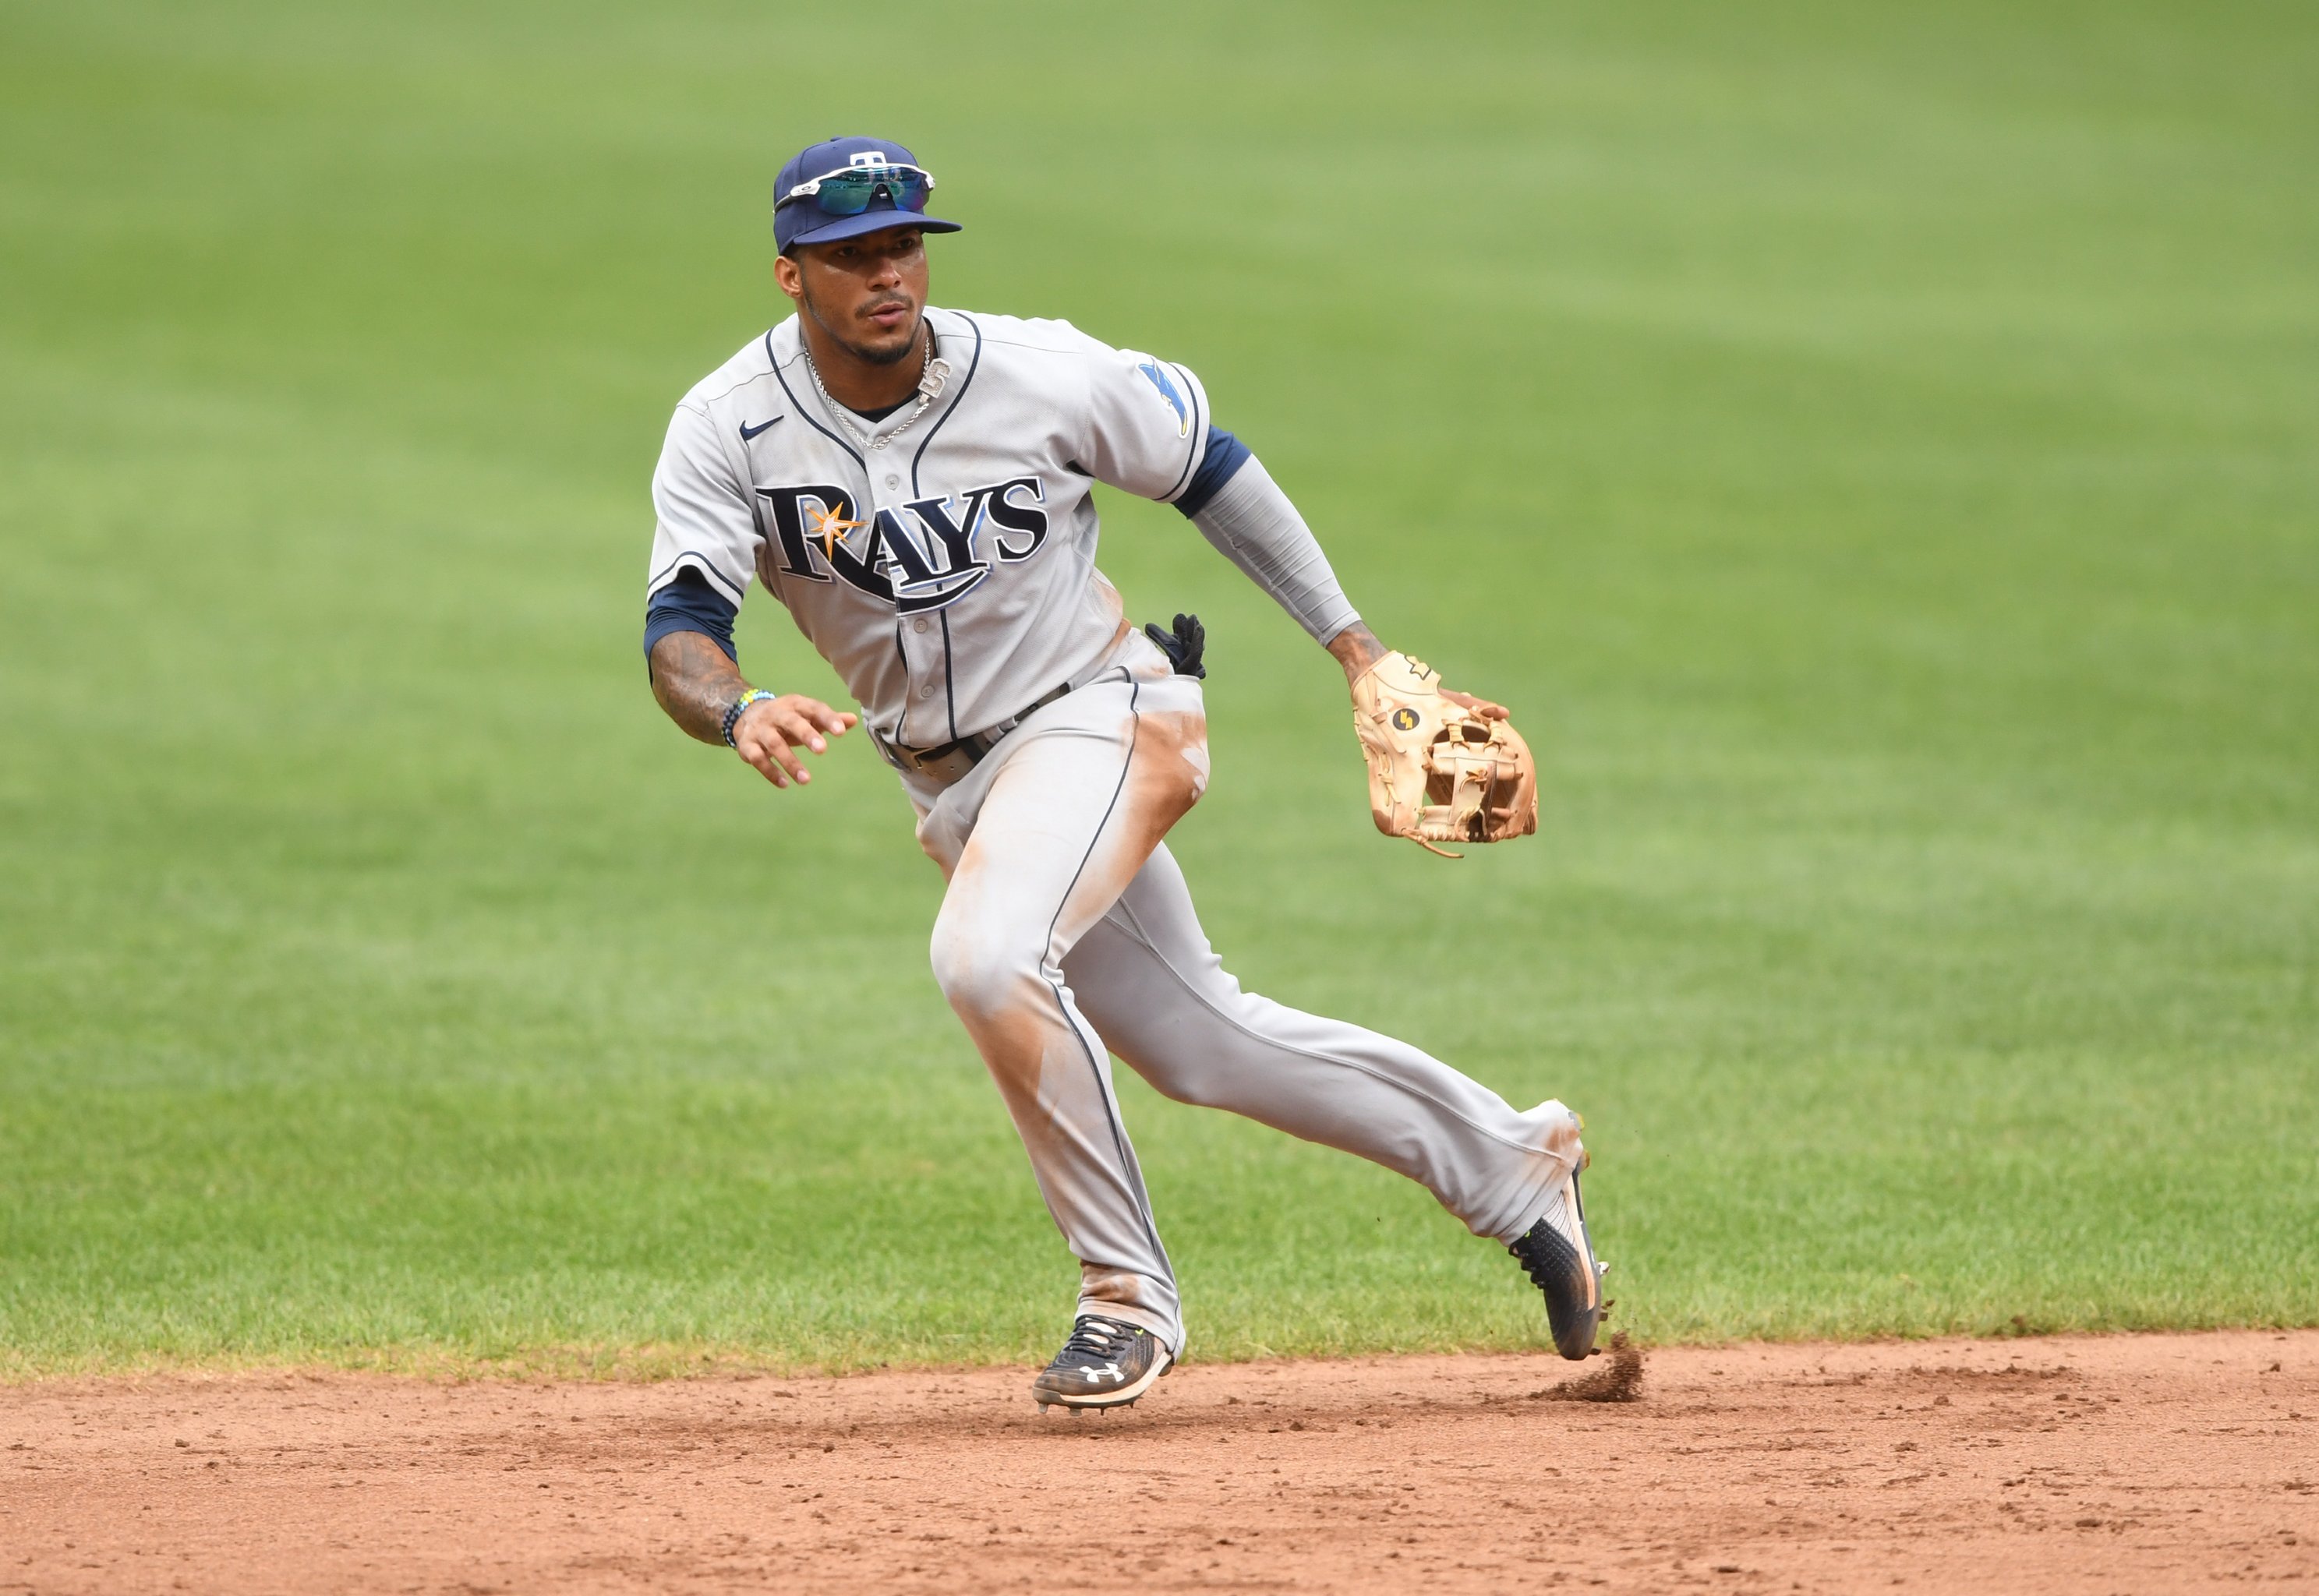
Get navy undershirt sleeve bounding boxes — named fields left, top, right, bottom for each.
left=1173, top=425, right=1253, bottom=518
left=643, top=566, right=740, bottom=662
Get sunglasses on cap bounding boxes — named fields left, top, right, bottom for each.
left=776, top=161, right=936, bottom=219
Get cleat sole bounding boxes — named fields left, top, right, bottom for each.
left=1511, top=1163, right=1604, bottom=1361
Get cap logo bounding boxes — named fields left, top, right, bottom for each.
left=849, top=150, right=889, bottom=166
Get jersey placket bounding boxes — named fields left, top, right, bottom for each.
left=851, top=377, right=949, bottom=747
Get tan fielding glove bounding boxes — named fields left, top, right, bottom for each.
left=1350, top=652, right=1539, bottom=857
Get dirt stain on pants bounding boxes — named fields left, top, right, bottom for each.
left=910, top=644, right=1579, bottom=1357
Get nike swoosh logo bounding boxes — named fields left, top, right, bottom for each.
left=739, top=418, right=780, bottom=440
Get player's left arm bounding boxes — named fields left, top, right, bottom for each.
left=1168, top=436, right=1511, bottom=718
left=1172, top=429, right=1532, bottom=844
left=1074, top=338, right=1511, bottom=715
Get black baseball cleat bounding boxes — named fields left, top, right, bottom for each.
left=1031, top=1314, right=1172, bottom=1413
left=1510, top=1153, right=1610, bottom=1360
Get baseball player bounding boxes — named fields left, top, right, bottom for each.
left=643, top=136, right=1604, bottom=1411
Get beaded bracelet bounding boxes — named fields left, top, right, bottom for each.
left=721, top=689, right=779, bottom=748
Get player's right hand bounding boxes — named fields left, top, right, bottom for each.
left=733, top=695, right=858, bottom=789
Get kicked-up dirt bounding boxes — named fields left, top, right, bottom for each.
left=2, top=1329, right=2314, bottom=1594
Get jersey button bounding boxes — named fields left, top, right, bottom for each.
left=912, top=617, right=930, bottom=634
left=886, top=474, right=900, bottom=488
left=917, top=683, right=935, bottom=699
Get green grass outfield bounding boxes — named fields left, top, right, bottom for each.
left=2, top=1, right=2314, bottom=1377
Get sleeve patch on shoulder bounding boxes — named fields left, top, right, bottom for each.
left=1137, top=360, right=1193, bottom=438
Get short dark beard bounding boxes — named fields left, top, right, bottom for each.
left=800, top=279, right=923, bottom=368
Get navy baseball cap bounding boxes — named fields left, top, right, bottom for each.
left=773, top=136, right=960, bottom=254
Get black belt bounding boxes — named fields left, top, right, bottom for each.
left=873, top=682, right=1073, bottom=786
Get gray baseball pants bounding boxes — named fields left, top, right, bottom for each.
left=908, top=636, right=1582, bottom=1356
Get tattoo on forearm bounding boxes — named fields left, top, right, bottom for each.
left=649, top=630, right=751, bottom=746
left=1326, top=622, right=1386, bottom=677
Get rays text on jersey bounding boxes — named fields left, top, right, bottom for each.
left=757, top=477, right=1050, bottom=615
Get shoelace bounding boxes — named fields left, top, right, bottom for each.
left=1057, top=1316, right=1134, bottom=1362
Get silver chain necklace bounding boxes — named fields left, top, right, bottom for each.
left=803, top=325, right=949, bottom=453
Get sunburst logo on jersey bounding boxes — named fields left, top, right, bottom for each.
left=806, top=502, right=862, bottom=560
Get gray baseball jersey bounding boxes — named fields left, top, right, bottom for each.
left=642, top=301, right=1589, bottom=1369
left=648, top=307, right=1215, bottom=746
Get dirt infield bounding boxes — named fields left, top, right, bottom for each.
left=5, top=1329, right=2314, bottom=1594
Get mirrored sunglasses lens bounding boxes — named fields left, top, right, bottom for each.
left=813, top=171, right=929, bottom=217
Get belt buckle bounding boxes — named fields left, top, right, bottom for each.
left=919, top=745, right=983, bottom=786
left=878, top=731, right=979, bottom=788
left=881, top=682, right=1069, bottom=787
